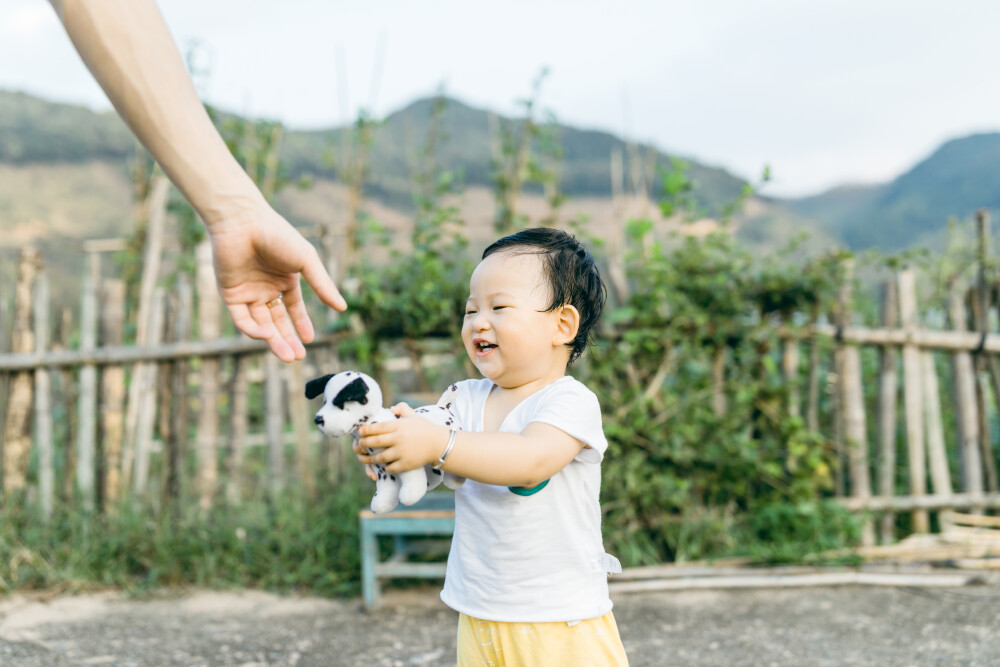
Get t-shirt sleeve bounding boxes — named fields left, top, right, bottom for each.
left=526, top=380, right=608, bottom=464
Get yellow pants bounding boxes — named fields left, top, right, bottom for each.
left=456, top=611, right=629, bottom=666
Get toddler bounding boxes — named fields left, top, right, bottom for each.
left=357, top=227, right=628, bottom=666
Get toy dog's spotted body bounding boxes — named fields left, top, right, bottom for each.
left=306, top=371, right=463, bottom=513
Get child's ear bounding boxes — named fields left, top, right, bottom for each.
left=552, top=305, right=580, bottom=346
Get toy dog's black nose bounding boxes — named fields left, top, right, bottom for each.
left=314, top=415, right=323, bottom=426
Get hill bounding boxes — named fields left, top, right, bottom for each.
left=787, top=133, right=1000, bottom=250
left=0, top=89, right=748, bottom=215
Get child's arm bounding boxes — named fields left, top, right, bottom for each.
left=356, top=414, right=584, bottom=488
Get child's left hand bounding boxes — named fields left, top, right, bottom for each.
left=355, top=405, right=451, bottom=474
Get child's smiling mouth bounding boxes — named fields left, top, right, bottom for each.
left=473, top=339, right=498, bottom=357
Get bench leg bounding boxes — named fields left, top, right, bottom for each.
left=360, top=518, right=380, bottom=610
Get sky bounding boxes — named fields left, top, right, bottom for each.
left=3, top=0, right=1000, bottom=198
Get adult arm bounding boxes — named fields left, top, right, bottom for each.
left=49, top=0, right=346, bottom=361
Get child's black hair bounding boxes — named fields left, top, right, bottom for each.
left=483, top=227, right=606, bottom=364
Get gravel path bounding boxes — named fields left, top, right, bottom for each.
left=1, top=583, right=998, bottom=666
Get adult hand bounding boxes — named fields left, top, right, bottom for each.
left=209, top=201, right=347, bottom=362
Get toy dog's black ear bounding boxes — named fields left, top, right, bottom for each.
left=333, top=376, right=369, bottom=409
left=305, top=375, right=335, bottom=400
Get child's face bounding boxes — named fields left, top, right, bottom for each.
left=462, top=251, right=568, bottom=388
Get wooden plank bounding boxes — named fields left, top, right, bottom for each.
left=898, top=269, right=929, bottom=533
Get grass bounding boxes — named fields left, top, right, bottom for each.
left=0, top=477, right=373, bottom=598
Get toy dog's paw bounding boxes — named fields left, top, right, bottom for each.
left=443, top=473, right=465, bottom=490
left=370, top=492, right=398, bottom=514
left=398, top=484, right=426, bottom=506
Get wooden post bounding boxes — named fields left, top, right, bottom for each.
left=2, top=247, right=41, bottom=496
left=877, top=279, right=899, bottom=543
left=161, top=279, right=191, bottom=510
left=921, top=351, right=952, bottom=497
left=806, top=306, right=821, bottom=433
left=98, top=280, right=126, bottom=509
left=782, top=337, right=801, bottom=419
left=132, top=288, right=165, bottom=496
left=838, top=261, right=873, bottom=545
left=288, top=360, right=314, bottom=499
left=711, top=346, right=727, bottom=416
left=265, top=353, right=286, bottom=495
left=122, top=174, right=169, bottom=490
left=949, top=285, right=983, bottom=498
left=34, top=269, right=54, bottom=519
left=226, top=355, right=249, bottom=505
left=56, top=307, right=77, bottom=504
left=898, top=268, right=929, bottom=533
left=76, top=252, right=99, bottom=509
left=195, top=241, right=220, bottom=511
left=606, top=147, right=629, bottom=307
left=975, top=209, right=1000, bottom=493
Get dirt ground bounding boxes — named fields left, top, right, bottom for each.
left=1, top=582, right=998, bottom=666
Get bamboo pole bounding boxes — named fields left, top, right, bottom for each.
left=195, top=241, right=220, bottom=511
left=288, top=360, right=313, bottom=499
left=56, top=307, right=77, bottom=504
left=76, top=252, right=100, bottom=510
left=0, top=296, right=9, bottom=458
left=898, top=268, right=929, bottom=533
left=711, top=346, right=727, bottom=416
left=98, top=279, right=126, bottom=510
left=2, top=247, right=41, bottom=497
left=838, top=262, right=873, bottom=545
left=161, top=279, right=192, bottom=510
left=132, top=288, right=165, bottom=496
left=782, top=337, right=801, bottom=419
left=877, top=279, right=899, bottom=543
left=947, top=285, right=982, bottom=499
left=975, top=209, right=1000, bottom=494
left=921, top=351, right=952, bottom=498
left=265, top=353, right=285, bottom=495
left=838, top=492, right=1000, bottom=512
left=122, top=174, right=170, bottom=490
left=606, top=147, right=629, bottom=307
left=226, top=355, right=248, bottom=505
left=34, top=269, right=54, bottom=519
left=806, top=307, right=821, bottom=433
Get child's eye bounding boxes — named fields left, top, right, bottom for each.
left=465, top=310, right=477, bottom=316
left=493, top=305, right=508, bottom=311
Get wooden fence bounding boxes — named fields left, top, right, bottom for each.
left=2, top=241, right=1000, bottom=545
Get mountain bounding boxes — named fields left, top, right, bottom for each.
left=0, top=90, right=748, bottom=215
left=787, top=133, right=1000, bottom=250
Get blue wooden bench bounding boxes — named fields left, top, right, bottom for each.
left=359, top=492, right=455, bottom=610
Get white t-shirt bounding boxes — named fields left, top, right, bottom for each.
left=439, top=376, right=620, bottom=623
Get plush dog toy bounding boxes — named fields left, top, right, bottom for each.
left=306, top=371, right=464, bottom=513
